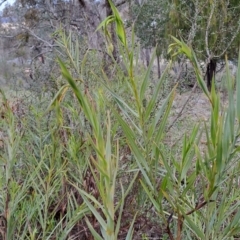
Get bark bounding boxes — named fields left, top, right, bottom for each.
left=145, top=48, right=151, bottom=67
left=77, top=0, right=105, bottom=51
left=206, top=58, right=217, bottom=91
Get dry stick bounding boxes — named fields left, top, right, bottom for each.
left=20, top=25, right=54, bottom=48
left=167, top=213, right=184, bottom=240
left=30, top=49, right=53, bottom=65
left=166, top=225, right=175, bottom=240
left=166, top=200, right=213, bottom=240
left=177, top=214, right=184, bottom=240
left=0, top=215, right=7, bottom=240
left=0, top=0, right=6, bottom=6
left=186, top=200, right=215, bottom=216
left=167, top=80, right=198, bottom=132
left=166, top=213, right=174, bottom=240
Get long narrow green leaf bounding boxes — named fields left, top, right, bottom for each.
left=216, top=117, right=223, bottom=173
left=180, top=125, right=199, bottom=180
left=115, top=183, right=124, bottom=239
left=236, top=49, right=240, bottom=123
left=114, top=111, right=148, bottom=170
left=147, top=89, right=173, bottom=139
left=226, top=57, right=235, bottom=144
left=80, top=194, right=107, bottom=230
left=183, top=213, right=205, bottom=239
left=169, top=36, right=210, bottom=101
left=46, top=84, right=69, bottom=113
left=96, top=15, right=114, bottom=32
left=115, top=171, right=139, bottom=211
left=192, top=58, right=210, bottom=99
left=108, top=0, right=127, bottom=46
left=155, top=86, right=176, bottom=142
left=140, top=180, right=160, bottom=212
left=101, top=81, right=138, bottom=118
left=58, top=59, right=92, bottom=121
left=58, top=58, right=104, bottom=146
left=210, top=87, right=219, bottom=147
left=145, top=61, right=172, bottom=121
left=113, top=111, right=154, bottom=189
left=140, top=49, right=156, bottom=101
left=85, top=218, right=104, bottom=240
left=157, top=147, right=176, bottom=183
left=75, top=37, right=79, bottom=74
left=106, top=111, right=112, bottom=175
left=81, top=49, right=89, bottom=80
left=125, top=213, right=137, bottom=240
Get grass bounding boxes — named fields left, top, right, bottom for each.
left=1, top=2, right=240, bottom=239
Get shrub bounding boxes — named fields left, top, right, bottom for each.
left=1, top=2, right=240, bottom=240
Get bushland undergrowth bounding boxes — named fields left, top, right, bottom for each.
left=1, top=2, right=240, bottom=240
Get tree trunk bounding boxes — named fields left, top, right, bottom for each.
left=206, top=58, right=217, bottom=91
left=145, top=48, right=151, bottom=67
left=77, top=0, right=104, bottom=51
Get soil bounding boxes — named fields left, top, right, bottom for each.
left=172, top=91, right=212, bottom=122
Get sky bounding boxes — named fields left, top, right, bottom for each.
left=0, top=0, right=15, bottom=11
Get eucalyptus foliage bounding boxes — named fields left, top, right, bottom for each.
left=133, top=0, right=240, bottom=60
left=132, top=0, right=170, bottom=53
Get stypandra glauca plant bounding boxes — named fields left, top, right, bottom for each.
left=55, top=7, right=139, bottom=236
left=54, top=1, right=240, bottom=239
left=0, top=90, right=23, bottom=240
left=55, top=0, right=173, bottom=238
left=96, top=3, right=240, bottom=239
left=0, top=90, right=90, bottom=239
left=57, top=60, right=137, bottom=239
left=132, top=38, right=240, bottom=240
left=54, top=0, right=173, bottom=239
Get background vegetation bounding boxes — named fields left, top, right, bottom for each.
left=0, top=0, right=240, bottom=239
